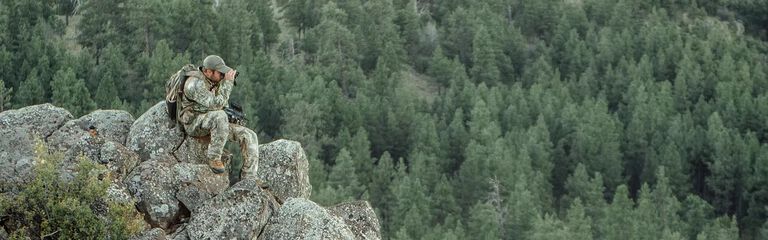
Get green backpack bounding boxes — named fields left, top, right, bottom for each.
left=165, top=64, right=198, bottom=128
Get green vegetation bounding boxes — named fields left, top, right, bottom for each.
left=1, top=0, right=767, bottom=239
left=0, top=142, right=144, bottom=239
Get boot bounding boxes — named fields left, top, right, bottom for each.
left=208, top=159, right=225, bottom=174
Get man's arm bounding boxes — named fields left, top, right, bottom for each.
left=184, top=77, right=234, bottom=110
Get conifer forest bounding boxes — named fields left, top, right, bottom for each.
left=1, top=0, right=768, bottom=239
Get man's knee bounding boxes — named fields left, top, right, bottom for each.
left=210, top=110, right=228, bottom=123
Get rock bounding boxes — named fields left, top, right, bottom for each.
left=174, top=136, right=210, bottom=164
left=130, top=228, right=166, bottom=240
left=100, top=141, right=140, bottom=181
left=257, top=140, right=311, bottom=203
left=127, top=102, right=184, bottom=162
left=261, top=198, right=355, bottom=240
left=328, top=201, right=382, bottom=240
left=49, top=110, right=134, bottom=146
left=48, top=120, right=140, bottom=187
left=186, top=178, right=277, bottom=239
left=107, top=182, right=135, bottom=205
left=0, top=103, right=73, bottom=139
left=167, top=225, right=189, bottom=240
left=125, top=157, right=182, bottom=229
left=125, top=157, right=228, bottom=230
left=0, top=128, right=38, bottom=192
left=173, top=163, right=228, bottom=212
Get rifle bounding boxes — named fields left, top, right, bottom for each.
left=225, top=102, right=247, bottom=126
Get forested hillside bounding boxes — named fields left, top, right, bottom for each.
left=1, top=0, right=767, bottom=239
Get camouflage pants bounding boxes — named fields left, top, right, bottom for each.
left=183, top=110, right=259, bottom=176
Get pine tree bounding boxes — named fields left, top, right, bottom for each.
left=0, top=79, right=11, bottom=112
left=50, top=68, right=96, bottom=117
left=696, top=216, right=739, bottom=240
left=599, top=185, right=635, bottom=239
left=564, top=163, right=607, bottom=226
left=93, top=74, right=120, bottom=110
left=13, top=71, right=45, bottom=108
left=681, top=195, right=716, bottom=240
left=144, top=40, right=188, bottom=102
left=467, top=201, right=500, bottom=240
left=327, top=148, right=363, bottom=198
left=706, top=112, right=745, bottom=215
left=432, top=175, right=460, bottom=223
left=77, top=0, right=129, bottom=53
left=530, top=213, right=569, bottom=240
left=391, top=175, right=431, bottom=238
left=470, top=26, right=501, bottom=85
left=565, top=199, right=594, bottom=240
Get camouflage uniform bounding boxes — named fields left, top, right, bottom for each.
left=178, top=69, right=259, bottom=177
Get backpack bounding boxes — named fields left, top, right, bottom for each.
left=165, top=64, right=198, bottom=128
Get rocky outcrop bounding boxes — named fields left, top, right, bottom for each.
left=0, top=103, right=73, bottom=139
left=127, top=102, right=184, bottom=162
left=0, top=103, right=383, bottom=239
left=125, top=157, right=180, bottom=229
left=261, top=198, right=355, bottom=240
left=0, top=104, right=74, bottom=192
left=186, top=178, right=277, bottom=239
left=130, top=228, right=166, bottom=240
left=124, top=156, right=228, bottom=229
left=256, top=140, right=312, bottom=203
left=329, top=201, right=382, bottom=240
left=48, top=110, right=134, bottom=146
left=48, top=114, right=140, bottom=183
left=0, top=128, right=38, bottom=192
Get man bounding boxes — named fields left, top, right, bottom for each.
left=178, top=55, right=259, bottom=178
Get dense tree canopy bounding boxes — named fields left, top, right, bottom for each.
left=1, top=0, right=768, bottom=239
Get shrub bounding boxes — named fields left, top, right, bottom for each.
left=0, top=142, right=145, bottom=239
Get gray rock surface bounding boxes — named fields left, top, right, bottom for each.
left=49, top=110, right=134, bottom=146
left=174, top=163, right=228, bottom=212
left=100, top=141, right=140, bottom=181
left=0, top=128, right=38, bottom=192
left=174, top=135, right=210, bottom=164
left=0, top=103, right=73, bottom=139
left=261, top=198, right=355, bottom=240
left=125, top=156, right=228, bottom=229
left=328, top=201, right=382, bottom=240
left=125, top=157, right=180, bottom=229
left=127, top=102, right=184, bottom=162
left=186, top=178, right=277, bottom=240
left=130, top=228, right=166, bottom=240
left=107, top=182, right=135, bottom=204
left=257, top=140, right=311, bottom=203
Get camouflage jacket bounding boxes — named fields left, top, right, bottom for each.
left=179, top=69, right=234, bottom=124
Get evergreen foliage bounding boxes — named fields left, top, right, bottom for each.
left=3, top=0, right=768, bottom=238
left=0, top=142, right=144, bottom=239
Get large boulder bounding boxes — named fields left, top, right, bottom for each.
left=129, top=228, right=166, bottom=240
left=125, top=158, right=180, bottom=229
left=0, top=103, right=73, bottom=139
left=328, top=201, right=382, bottom=240
left=174, top=163, right=228, bottom=212
left=125, top=156, right=228, bottom=229
left=48, top=110, right=134, bottom=146
left=0, top=128, right=38, bottom=192
left=127, top=102, right=184, bottom=162
left=257, top=140, right=311, bottom=203
left=48, top=120, right=139, bottom=182
left=186, top=178, right=277, bottom=239
left=174, top=135, right=210, bottom=164
left=100, top=141, right=140, bottom=181
left=261, top=198, right=355, bottom=240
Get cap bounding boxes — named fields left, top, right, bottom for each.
left=203, top=55, right=232, bottom=74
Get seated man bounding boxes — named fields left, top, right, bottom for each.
left=178, top=55, right=258, bottom=178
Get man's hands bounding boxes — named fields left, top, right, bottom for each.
left=224, top=70, right=237, bottom=81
